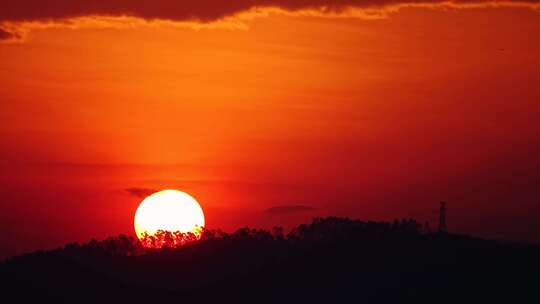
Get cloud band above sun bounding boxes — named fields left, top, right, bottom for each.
left=1, top=0, right=539, bottom=40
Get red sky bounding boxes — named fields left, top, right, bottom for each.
left=1, top=2, right=540, bottom=258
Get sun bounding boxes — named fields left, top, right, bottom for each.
left=134, top=190, right=205, bottom=240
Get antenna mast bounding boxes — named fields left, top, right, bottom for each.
left=439, top=201, right=447, bottom=233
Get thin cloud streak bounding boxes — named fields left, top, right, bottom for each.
left=125, top=187, right=158, bottom=199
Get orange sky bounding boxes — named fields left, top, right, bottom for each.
left=1, top=6, right=540, bottom=257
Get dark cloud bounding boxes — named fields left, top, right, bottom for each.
left=0, top=27, right=21, bottom=41
left=1, top=0, right=539, bottom=39
left=264, top=205, right=317, bottom=214
left=0, top=28, right=12, bottom=39
left=125, top=187, right=157, bottom=199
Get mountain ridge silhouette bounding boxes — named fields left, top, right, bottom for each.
left=1, top=217, right=538, bottom=303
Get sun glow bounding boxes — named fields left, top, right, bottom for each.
left=134, top=190, right=205, bottom=240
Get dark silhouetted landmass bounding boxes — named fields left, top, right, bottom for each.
left=1, top=217, right=538, bottom=303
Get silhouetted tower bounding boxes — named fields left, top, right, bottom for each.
left=439, top=201, right=447, bottom=233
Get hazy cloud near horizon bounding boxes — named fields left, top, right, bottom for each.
left=264, top=205, right=317, bottom=215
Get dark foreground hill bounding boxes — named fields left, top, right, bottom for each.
left=1, top=217, right=538, bottom=303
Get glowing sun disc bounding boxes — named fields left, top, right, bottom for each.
left=134, top=189, right=205, bottom=239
